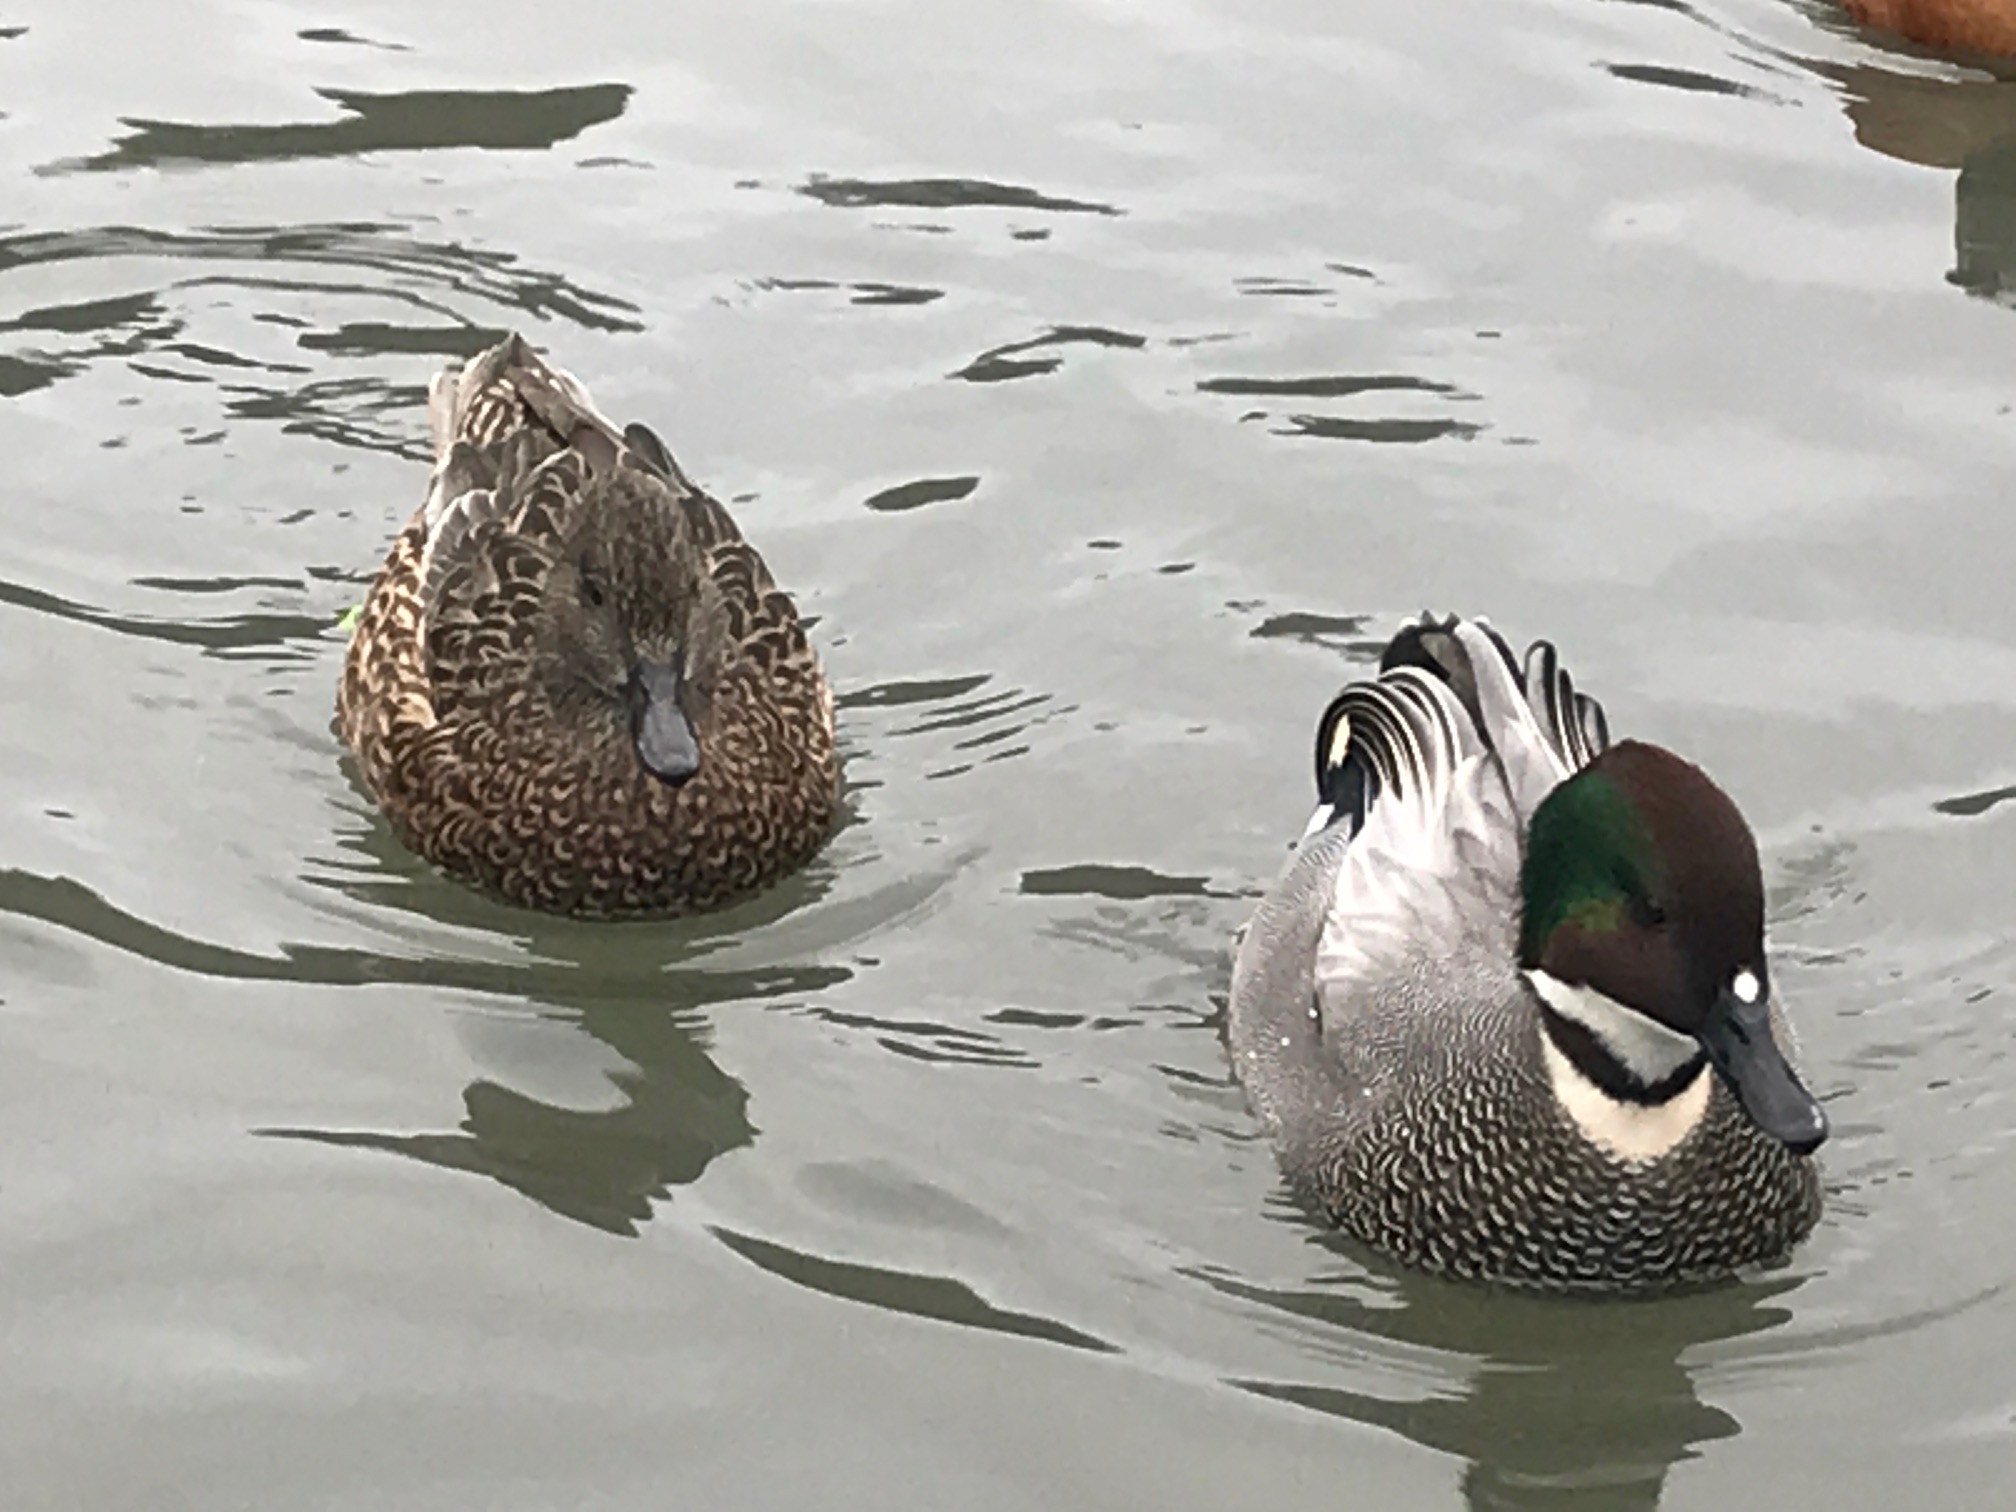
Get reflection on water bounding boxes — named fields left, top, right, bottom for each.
left=296, top=26, right=412, bottom=54
left=796, top=174, right=1123, bottom=217
left=710, top=1225, right=1118, bottom=1352
left=1018, top=863, right=1235, bottom=901
left=5, top=1, right=2016, bottom=1504
left=0, top=225, right=641, bottom=327
left=49, top=83, right=633, bottom=175
left=0, top=574, right=329, bottom=663
left=0, top=223, right=640, bottom=453
left=1603, top=62, right=1774, bottom=103
left=1196, top=367, right=1483, bottom=445
left=1954, top=135, right=2016, bottom=298
left=259, top=964, right=839, bottom=1236
left=752, top=275, right=948, bottom=311
left=1208, top=1256, right=1796, bottom=1512
left=1247, top=609, right=1387, bottom=658
left=1934, top=779, right=2016, bottom=815
left=1821, top=54, right=2016, bottom=305
left=0, top=828, right=849, bottom=1238
left=843, top=673, right=1068, bottom=784
left=954, top=325, right=1146, bottom=384
left=860, top=475, right=980, bottom=513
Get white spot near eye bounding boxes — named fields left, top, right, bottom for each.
left=1732, top=969, right=1760, bottom=1005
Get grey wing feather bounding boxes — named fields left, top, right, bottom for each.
left=1521, top=637, right=1610, bottom=773
left=1229, top=613, right=1616, bottom=1176
left=1311, top=660, right=1524, bottom=1016
left=1453, top=620, right=1608, bottom=821
left=1296, top=617, right=1613, bottom=1036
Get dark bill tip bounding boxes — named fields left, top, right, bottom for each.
left=629, top=660, right=700, bottom=786
left=1696, top=990, right=1828, bottom=1155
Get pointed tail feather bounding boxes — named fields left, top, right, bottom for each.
left=1521, top=638, right=1609, bottom=770
left=427, top=334, right=604, bottom=453
left=425, top=335, right=697, bottom=488
left=1308, top=613, right=1612, bottom=838
left=1312, top=661, right=1486, bottom=839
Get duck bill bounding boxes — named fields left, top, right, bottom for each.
left=628, top=659, right=700, bottom=786
left=1695, top=988, right=1827, bottom=1155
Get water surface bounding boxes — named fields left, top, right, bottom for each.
left=4, top=1, right=2016, bottom=1507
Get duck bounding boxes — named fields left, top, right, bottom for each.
left=1226, top=615, right=1826, bottom=1293
left=1839, top=0, right=2016, bottom=55
left=337, top=335, right=840, bottom=918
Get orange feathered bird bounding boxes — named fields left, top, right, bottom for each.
left=1843, top=0, right=2016, bottom=54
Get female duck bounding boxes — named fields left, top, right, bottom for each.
left=1228, top=616, right=1826, bottom=1292
left=338, top=336, right=839, bottom=917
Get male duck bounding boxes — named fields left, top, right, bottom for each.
left=338, top=336, right=840, bottom=917
left=1227, top=616, right=1826, bottom=1292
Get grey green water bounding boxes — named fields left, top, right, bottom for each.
left=4, top=2, right=2016, bottom=1507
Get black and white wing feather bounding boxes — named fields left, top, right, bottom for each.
left=1304, top=615, right=1613, bottom=1001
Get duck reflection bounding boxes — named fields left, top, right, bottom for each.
left=263, top=956, right=846, bottom=1235
left=1205, top=1233, right=1798, bottom=1512
left=1814, top=40, right=2016, bottom=306
left=279, top=805, right=850, bottom=1233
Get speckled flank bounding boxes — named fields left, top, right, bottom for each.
left=1287, top=962, right=1821, bottom=1292
left=337, top=335, right=839, bottom=918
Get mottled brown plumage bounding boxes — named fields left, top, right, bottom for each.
left=338, top=336, right=839, bottom=917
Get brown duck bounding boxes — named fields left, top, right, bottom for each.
left=338, top=336, right=839, bottom=917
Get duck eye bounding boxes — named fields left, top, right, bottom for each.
left=1630, top=894, right=1668, bottom=929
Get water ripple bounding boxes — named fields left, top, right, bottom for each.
left=1605, top=62, right=1772, bottom=101
left=260, top=1016, right=756, bottom=1238
left=1274, top=413, right=1481, bottom=444
left=751, top=276, right=945, bottom=308
left=1248, top=610, right=1386, bottom=658
left=0, top=222, right=640, bottom=452
left=1019, top=865, right=1234, bottom=902
left=0, top=865, right=852, bottom=1002
left=296, top=27, right=411, bottom=52
left=797, top=175, right=1122, bottom=217
left=44, top=83, right=633, bottom=174
left=1934, top=781, right=2016, bottom=817
left=709, top=1225, right=1117, bottom=1353
left=861, top=475, right=979, bottom=513
left=953, top=325, right=1146, bottom=383
left=0, top=576, right=327, bottom=662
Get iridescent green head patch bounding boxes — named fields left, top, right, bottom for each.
left=1519, top=769, right=1660, bottom=965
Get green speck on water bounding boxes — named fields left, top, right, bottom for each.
left=338, top=604, right=362, bottom=635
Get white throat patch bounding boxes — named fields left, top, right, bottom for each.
left=1527, top=970, right=1710, bottom=1163
left=1527, top=970, right=1700, bottom=1085
left=1538, top=1034, right=1710, bottom=1163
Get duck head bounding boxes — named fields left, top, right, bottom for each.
left=1519, top=741, right=1827, bottom=1155
left=544, top=538, right=703, bottom=789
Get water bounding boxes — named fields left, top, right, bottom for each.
left=3, top=1, right=2015, bottom=1506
